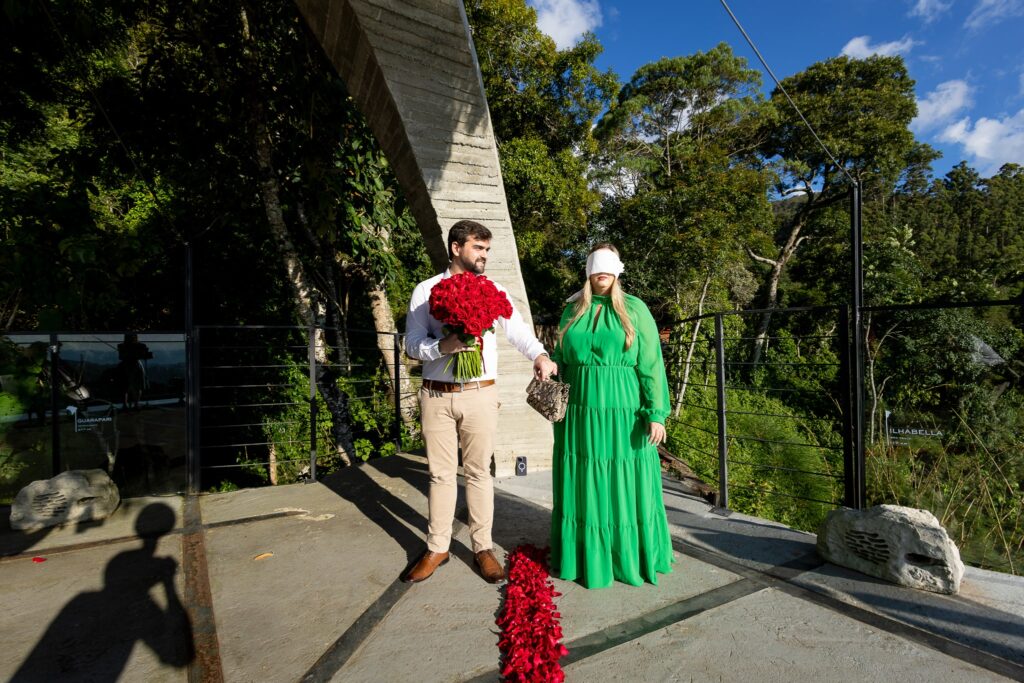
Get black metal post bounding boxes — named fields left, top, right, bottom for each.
left=185, top=242, right=199, bottom=493
left=838, top=305, right=856, bottom=508
left=308, top=325, right=318, bottom=483
left=850, top=184, right=866, bottom=508
left=714, top=314, right=729, bottom=509
left=191, top=327, right=203, bottom=493
left=392, top=332, right=402, bottom=451
left=49, top=332, right=61, bottom=476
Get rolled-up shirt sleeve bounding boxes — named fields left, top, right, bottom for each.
left=405, top=280, right=443, bottom=362
left=496, top=285, right=547, bottom=361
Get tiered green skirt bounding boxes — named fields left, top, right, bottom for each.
left=551, top=364, right=674, bottom=588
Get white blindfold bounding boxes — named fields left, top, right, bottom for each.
left=586, top=249, right=625, bottom=277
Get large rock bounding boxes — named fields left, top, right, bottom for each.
left=817, top=504, right=965, bottom=594
left=10, top=469, right=121, bottom=531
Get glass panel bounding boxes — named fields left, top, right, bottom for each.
left=0, top=335, right=53, bottom=504
left=0, top=333, right=187, bottom=503
left=56, top=334, right=188, bottom=497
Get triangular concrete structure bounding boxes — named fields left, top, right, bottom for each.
left=294, top=0, right=553, bottom=474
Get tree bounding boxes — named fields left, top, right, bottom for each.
left=465, top=0, right=616, bottom=318
left=748, top=55, right=920, bottom=360
left=590, top=45, right=776, bottom=409
left=1, top=0, right=427, bottom=479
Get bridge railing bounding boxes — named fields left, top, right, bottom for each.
left=664, top=306, right=850, bottom=533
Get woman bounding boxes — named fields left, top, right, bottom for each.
left=550, top=244, right=674, bottom=588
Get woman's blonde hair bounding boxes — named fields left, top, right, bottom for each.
left=558, top=243, right=635, bottom=349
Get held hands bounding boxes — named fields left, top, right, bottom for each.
left=648, top=422, right=666, bottom=446
left=533, top=354, right=558, bottom=381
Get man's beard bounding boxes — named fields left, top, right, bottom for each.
left=458, top=256, right=486, bottom=274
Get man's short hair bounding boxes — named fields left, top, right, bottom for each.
left=447, top=220, right=492, bottom=259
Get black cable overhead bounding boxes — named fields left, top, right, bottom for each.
left=718, top=0, right=858, bottom=187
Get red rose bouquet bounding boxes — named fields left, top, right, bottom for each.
left=429, top=272, right=513, bottom=381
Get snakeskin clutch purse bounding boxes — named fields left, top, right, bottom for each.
left=525, top=378, right=570, bottom=422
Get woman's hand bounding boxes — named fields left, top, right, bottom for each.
left=648, top=421, right=666, bottom=446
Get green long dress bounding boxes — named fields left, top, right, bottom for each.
left=550, top=293, right=675, bottom=588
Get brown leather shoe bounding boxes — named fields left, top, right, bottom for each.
left=474, top=549, right=506, bottom=583
left=403, top=550, right=449, bottom=583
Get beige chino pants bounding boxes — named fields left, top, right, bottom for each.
left=419, top=383, right=499, bottom=553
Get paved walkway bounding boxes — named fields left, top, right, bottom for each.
left=2, top=453, right=1022, bottom=682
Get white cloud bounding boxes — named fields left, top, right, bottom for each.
left=912, top=80, right=974, bottom=132
left=529, top=0, right=602, bottom=50
left=908, top=0, right=952, bottom=22
left=939, top=109, right=1024, bottom=171
left=841, top=35, right=921, bottom=59
left=964, top=0, right=1024, bottom=30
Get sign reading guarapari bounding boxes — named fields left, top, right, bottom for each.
left=74, top=413, right=113, bottom=433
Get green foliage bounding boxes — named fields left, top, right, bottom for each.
left=209, top=480, right=240, bottom=493
left=668, top=387, right=840, bottom=533
left=666, top=319, right=844, bottom=533
left=227, top=360, right=402, bottom=487
left=466, top=0, right=617, bottom=153
left=763, top=55, right=918, bottom=191
left=867, top=431, right=1024, bottom=573
left=591, top=44, right=774, bottom=323
left=1, top=0, right=423, bottom=331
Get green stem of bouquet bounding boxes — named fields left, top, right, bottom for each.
left=443, top=336, right=482, bottom=381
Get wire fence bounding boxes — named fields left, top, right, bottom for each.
left=858, top=301, right=1024, bottom=573
left=664, top=307, right=849, bottom=533
left=193, top=325, right=414, bottom=491
left=662, top=298, right=1023, bottom=573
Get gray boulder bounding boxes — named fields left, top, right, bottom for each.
left=817, top=504, right=965, bottom=595
left=10, top=469, right=121, bottom=531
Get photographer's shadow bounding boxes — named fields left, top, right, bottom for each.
left=12, top=503, right=195, bottom=682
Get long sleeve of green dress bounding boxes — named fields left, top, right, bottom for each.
left=631, top=297, right=671, bottom=425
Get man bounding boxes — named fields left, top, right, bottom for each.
left=404, top=220, right=558, bottom=583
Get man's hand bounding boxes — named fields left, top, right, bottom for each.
left=648, top=422, right=666, bottom=446
left=439, top=332, right=469, bottom=355
left=533, top=354, right=558, bottom=381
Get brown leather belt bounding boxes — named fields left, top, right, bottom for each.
left=422, top=379, right=495, bottom=393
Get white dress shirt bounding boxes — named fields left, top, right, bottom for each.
left=405, top=270, right=547, bottom=382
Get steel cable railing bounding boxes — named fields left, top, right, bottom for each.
left=664, top=308, right=847, bottom=530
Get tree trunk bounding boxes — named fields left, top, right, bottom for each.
left=241, top=7, right=354, bottom=466
left=866, top=315, right=900, bottom=446
left=673, top=273, right=711, bottom=417
left=367, top=281, right=419, bottom=437
left=749, top=215, right=807, bottom=366
left=318, top=315, right=357, bottom=468
left=268, top=442, right=278, bottom=485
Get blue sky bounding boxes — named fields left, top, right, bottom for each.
left=527, top=0, right=1024, bottom=178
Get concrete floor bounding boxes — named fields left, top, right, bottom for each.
left=1, top=453, right=1022, bottom=682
